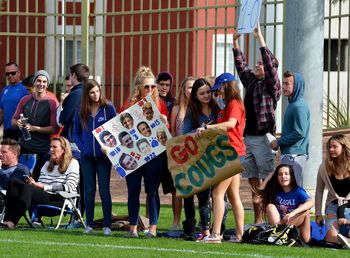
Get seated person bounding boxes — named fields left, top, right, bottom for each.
left=260, top=164, right=314, bottom=243
left=0, top=138, right=30, bottom=191
left=1, top=136, right=79, bottom=229
left=336, top=202, right=350, bottom=248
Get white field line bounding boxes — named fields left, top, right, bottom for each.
left=0, top=238, right=294, bottom=258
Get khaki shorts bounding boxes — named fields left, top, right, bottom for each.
left=242, top=135, right=275, bottom=180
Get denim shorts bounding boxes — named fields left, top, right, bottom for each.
left=325, top=202, right=338, bottom=230
left=242, top=135, right=275, bottom=179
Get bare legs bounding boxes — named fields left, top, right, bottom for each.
left=248, top=178, right=264, bottom=224
left=266, top=204, right=311, bottom=242
left=171, top=192, right=182, bottom=228
left=211, top=174, right=244, bottom=239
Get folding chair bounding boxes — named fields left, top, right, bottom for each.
left=28, top=191, right=86, bottom=229
left=18, top=153, right=37, bottom=175
left=0, top=190, right=6, bottom=223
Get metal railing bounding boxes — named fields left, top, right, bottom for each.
left=0, top=0, right=349, bottom=128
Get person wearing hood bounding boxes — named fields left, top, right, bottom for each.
left=271, top=71, right=310, bottom=187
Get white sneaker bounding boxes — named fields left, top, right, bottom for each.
left=337, top=234, right=350, bottom=249
left=196, top=234, right=222, bottom=243
left=103, top=227, right=112, bottom=236
left=84, top=226, right=93, bottom=234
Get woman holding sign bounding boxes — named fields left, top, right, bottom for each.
left=73, top=79, right=117, bottom=235
left=182, top=78, right=220, bottom=241
left=120, top=66, right=168, bottom=238
left=195, top=73, right=245, bottom=243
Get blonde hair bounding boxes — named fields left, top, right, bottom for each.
left=47, top=137, right=73, bottom=174
left=130, top=66, right=160, bottom=106
left=175, top=76, right=195, bottom=122
left=325, top=134, right=350, bottom=177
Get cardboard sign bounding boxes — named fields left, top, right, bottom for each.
left=237, top=0, right=262, bottom=33
left=166, top=128, right=244, bottom=198
left=93, top=95, right=172, bottom=177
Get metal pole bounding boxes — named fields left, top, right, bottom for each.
left=81, top=0, right=90, bottom=66
left=283, top=0, right=324, bottom=191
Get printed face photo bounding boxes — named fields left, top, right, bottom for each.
left=100, top=130, right=117, bottom=148
left=119, top=132, right=134, bottom=148
left=137, top=139, right=152, bottom=154
left=143, top=108, right=154, bottom=121
left=119, top=153, right=138, bottom=170
left=157, top=131, right=167, bottom=146
left=120, top=113, right=134, bottom=129
left=137, top=121, right=152, bottom=137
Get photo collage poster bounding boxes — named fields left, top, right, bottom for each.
left=93, top=95, right=172, bottom=177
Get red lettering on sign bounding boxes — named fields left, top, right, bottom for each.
left=170, top=135, right=198, bottom=164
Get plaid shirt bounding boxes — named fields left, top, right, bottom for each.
left=233, top=47, right=281, bottom=135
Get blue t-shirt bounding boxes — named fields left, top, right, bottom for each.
left=182, top=109, right=217, bottom=134
left=275, top=186, right=310, bottom=217
left=0, top=82, right=28, bottom=129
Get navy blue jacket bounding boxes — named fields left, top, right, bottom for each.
left=73, top=103, right=117, bottom=158
left=59, top=84, right=83, bottom=142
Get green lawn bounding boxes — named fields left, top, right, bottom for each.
left=0, top=203, right=348, bottom=258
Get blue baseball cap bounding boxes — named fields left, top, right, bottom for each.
left=212, top=73, right=236, bottom=91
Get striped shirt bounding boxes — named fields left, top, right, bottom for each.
left=38, top=159, right=79, bottom=193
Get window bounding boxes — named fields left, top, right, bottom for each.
left=324, top=39, right=349, bottom=71
left=213, top=35, right=234, bottom=75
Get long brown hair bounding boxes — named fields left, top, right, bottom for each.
left=47, top=136, right=73, bottom=174
left=260, top=164, right=298, bottom=216
left=129, top=66, right=160, bottom=106
left=175, top=76, right=196, bottom=122
left=325, top=134, right=350, bottom=177
left=188, top=78, right=219, bottom=128
left=80, top=79, right=108, bottom=129
left=222, top=80, right=244, bottom=109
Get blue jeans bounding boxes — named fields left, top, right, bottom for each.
left=126, top=154, right=163, bottom=226
left=81, top=156, right=112, bottom=228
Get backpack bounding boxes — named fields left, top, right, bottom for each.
left=241, top=224, right=306, bottom=247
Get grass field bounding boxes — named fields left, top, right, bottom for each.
left=0, top=203, right=348, bottom=258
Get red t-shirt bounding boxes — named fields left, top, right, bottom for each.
left=217, top=99, right=246, bottom=156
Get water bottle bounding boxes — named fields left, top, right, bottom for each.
left=19, top=113, right=31, bottom=141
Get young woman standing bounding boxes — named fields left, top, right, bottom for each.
left=195, top=73, right=245, bottom=243
left=182, top=78, right=219, bottom=240
left=121, top=66, right=168, bottom=237
left=73, top=79, right=117, bottom=235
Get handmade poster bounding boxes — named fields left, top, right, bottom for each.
left=93, top=95, right=171, bottom=177
left=166, top=128, right=244, bottom=198
left=237, top=0, right=262, bottom=33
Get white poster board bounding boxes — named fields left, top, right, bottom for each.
left=93, top=95, right=172, bottom=177
left=237, top=0, right=262, bottom=33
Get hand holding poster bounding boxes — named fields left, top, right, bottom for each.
left=93, top=95, right=172, bottom=177
left=166, top=128, right=244, bottom=198
left=237, top=0, right=262, bottom=33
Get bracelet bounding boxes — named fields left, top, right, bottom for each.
left=204, top=124, right=207, bottom=130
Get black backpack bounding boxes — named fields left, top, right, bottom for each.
left=241, top=224, right=306, bottom=247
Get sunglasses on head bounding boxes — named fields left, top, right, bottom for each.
left=144, top=85, right=156, bottom=90
left=5, top=71, right=18, bottom=76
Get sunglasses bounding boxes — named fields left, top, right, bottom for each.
left=144, top=85, right=156, bottom=90
left=5, top=71, right=18, bottom=76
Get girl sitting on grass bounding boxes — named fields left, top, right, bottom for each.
left=261, top=164, right=314, bottom=243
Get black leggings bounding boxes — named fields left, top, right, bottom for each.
left=183, top=188, right=211, bottom=230
left=4, top=178, right=64, bottom=225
